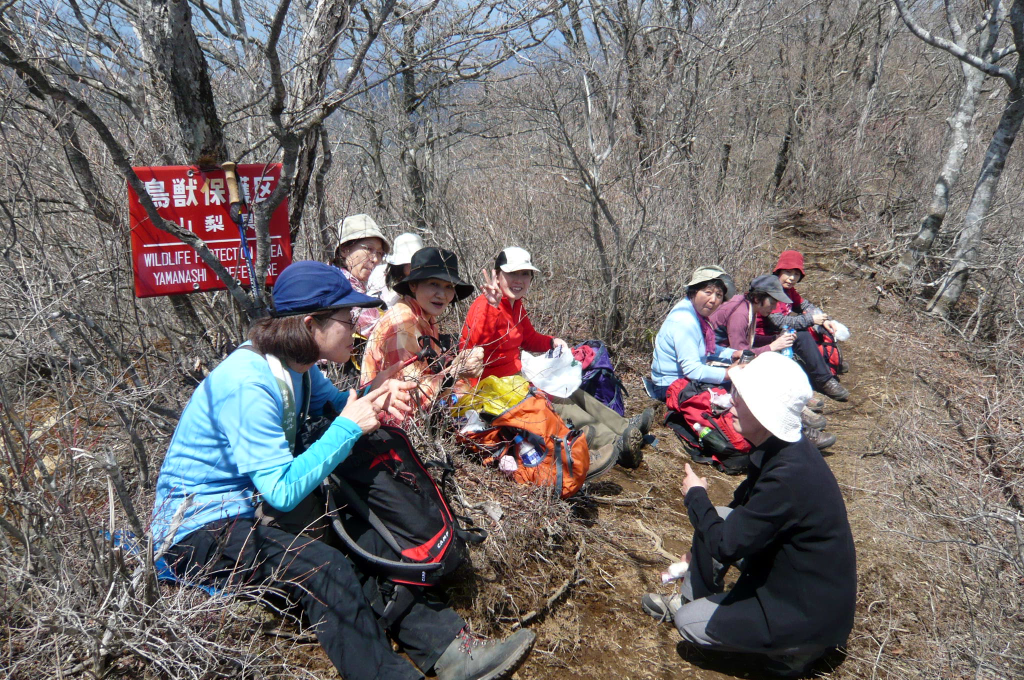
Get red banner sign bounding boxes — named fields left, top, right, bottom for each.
left=128, top=164, right=292, bottom=298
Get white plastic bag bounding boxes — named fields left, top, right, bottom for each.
left=520, top=346, right=582, bottom=398
left=831, top=321, right=851, bottom=342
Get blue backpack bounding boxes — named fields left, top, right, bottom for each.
left=574, top=340, right=627, bottom=416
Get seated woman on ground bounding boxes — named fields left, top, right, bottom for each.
left=459, top=247, right=652, bottom=480
left=361, top=247, right=485, bottom=416
left=758, top=250, right=850, bottom=402
left=641, top=353, right=856, bottom=678
left=708, top=275, right=835, bottom=450
left=150, top=261, right=534, bottom=680
left=367, top=232, right=424, bottom=309
left=333, top=213, right=391, bottom=336
left=649, top=266, right=740, bottom=401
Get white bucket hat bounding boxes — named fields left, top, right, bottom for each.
left=497, top=246, right=540, bottom=273
left=386, top=233, right=424, bottom=266
left=337, top=214, right=391, bottom=253
left=730, top=352, right=811, bottom=442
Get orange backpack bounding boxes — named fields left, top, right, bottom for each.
left=461, top=394, right=589, bottom=499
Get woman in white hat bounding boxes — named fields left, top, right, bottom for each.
left=459, top=247, right=652, bottom=478
left=641, top=352, right=856, bottom=677
left=367, top=232, right=425, bottom=309
left=648, top=265, right=740, bottom=401
left=332, top=214, right=391, bottom=336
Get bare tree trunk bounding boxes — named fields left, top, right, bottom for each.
left=896, top=64, right=985, bottom=277
left=286, top=0, right=354, bottom=241
left=134, top=0, right=226, bottom=164
left=769, top=61, right=807, bottom=197
left=929, top=79, right=1024, bottom=316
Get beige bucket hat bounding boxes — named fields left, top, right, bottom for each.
left=337, top=214, right=391, bottom=253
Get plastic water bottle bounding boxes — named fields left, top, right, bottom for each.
left=691, top=422, right=728, bottom=455
left=515, top=435, right=543, bottom=467
left=780, top=326, right=795, bottom=359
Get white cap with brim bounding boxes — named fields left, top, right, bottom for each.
left=729, top=352, right=811, bottom=442
left=337, top=214, right=391, bottom=253
left=387, top=233, right=424, bottom=266
left=497, top=246, right=541, bottom=273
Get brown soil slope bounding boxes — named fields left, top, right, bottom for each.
left=514, top=235, right=921, bottom=680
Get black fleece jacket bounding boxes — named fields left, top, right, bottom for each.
left=685, top=436, right=857, bottom=650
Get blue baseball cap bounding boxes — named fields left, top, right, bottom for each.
left=270, top=261, right=384, bottom=317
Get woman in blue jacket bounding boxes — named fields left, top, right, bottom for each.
left=649, top=265, right=740, bottom=400
left=150, top=261, right=534, bottom=680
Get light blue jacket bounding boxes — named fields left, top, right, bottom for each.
left=651, top=298, right=735, bottom=386
left=150, top=345, right=362, bottom=547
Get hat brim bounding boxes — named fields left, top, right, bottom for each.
left=765, top=289, right=792, bottom=304
left=393, top=270, right=475, bottom=302
left=271, top=291, right=385, bottom=318
left=499, top=263, right=541, bottom=273
left=730, top=365, right=802, bottom=442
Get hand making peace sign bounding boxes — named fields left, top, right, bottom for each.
left=480, top=269, right=503, bottom=307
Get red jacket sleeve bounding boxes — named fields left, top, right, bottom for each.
left=517, top=304, right=555, bottom=353
left=460, top=296, right=495, bottom=352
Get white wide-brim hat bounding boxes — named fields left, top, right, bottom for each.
left=730, top=352, right=811, bottom=442
left=497, top=246, right=540, bottom=273
left=387, top=232, right=424, bottom=266
left=337, top=214, right=391, bottom=253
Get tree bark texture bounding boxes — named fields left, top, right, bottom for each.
left=928, top=0, right=1024, bottom=317
left=134, top=0, right=226, bottom=164
left=897, top=64, right=985, bottom=277
left=286, top=0, right=354, bottom=241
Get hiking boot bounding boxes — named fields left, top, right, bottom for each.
left=803, top=426, right=836, bottom=451
left=800, top=407, right=826, bottom=430
left=819, top=377, right=849, bottom=402
left=805, top=396, right=825, bottom=413
left=434, top=627, right=536, bottom=680
left=630, top=407, right=655, bottom=435
left=838, top=360, right=850, bottom=375
left=615, top=424, right=644, bottom=469
left=641, top=592, right=684, bottom=623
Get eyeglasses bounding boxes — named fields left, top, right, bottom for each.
left=352, top=243, right=386, bottom=260
left=317, top=311, right=354, bottom=329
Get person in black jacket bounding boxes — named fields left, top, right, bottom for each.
left=642, top=352, right=856, bottom=677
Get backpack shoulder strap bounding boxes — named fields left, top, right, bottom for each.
left=241, top=345, right=308, bottom=453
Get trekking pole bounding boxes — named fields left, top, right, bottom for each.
left=221, top=162, right=263, bottom=314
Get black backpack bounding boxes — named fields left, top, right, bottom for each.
left=324, top=425, right=485, bottom=587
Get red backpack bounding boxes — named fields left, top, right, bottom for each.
left=664, top=377, right=752, bottom=475
left=808, top=327, right=843, bottom=377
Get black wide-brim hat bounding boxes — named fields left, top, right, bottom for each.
left=394, top=247, right=475, bottom=301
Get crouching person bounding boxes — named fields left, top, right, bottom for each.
left=150, top=261, right=534, bottom=680
left=641, top=353, right=856, bottom=677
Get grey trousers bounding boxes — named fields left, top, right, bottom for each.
left=549, top=388, right=628, bottom=450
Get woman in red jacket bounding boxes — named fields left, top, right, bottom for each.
left=459, top=247, right=651, bottom=478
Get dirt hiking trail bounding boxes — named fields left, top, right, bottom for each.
left=516, top=223, right=912, bottom=680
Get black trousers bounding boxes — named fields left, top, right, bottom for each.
left=792, top=330, right=833, bottom=390
left=167, top=517, right=464, bottom=680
